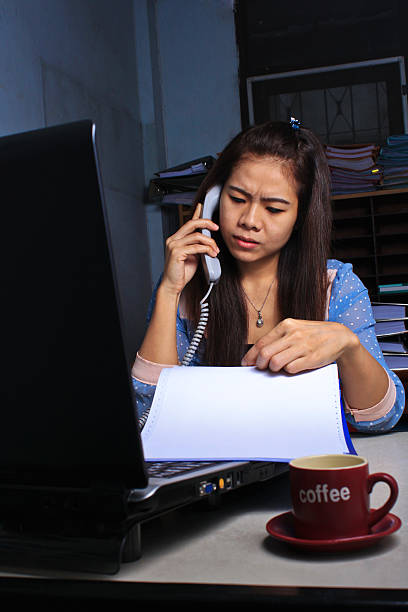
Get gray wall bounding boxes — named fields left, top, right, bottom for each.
left=0, top=0, right=150, bottom=361
left=1, top=0, right=241, bottom=361
left=135, top=0, right=241, bottom=286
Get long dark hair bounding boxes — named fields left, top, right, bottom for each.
left=184, top=121, right=332, bottom=366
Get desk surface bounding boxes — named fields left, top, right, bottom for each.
left=119, top=422, right=408, bottom=589
left=0, top=422, right=407, bottom=605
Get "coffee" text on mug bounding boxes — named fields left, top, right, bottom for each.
left=299, top=484, right=351, bottom=503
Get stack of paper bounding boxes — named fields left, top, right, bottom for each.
left=161, top=191, right=197, bottom=206
left=141, top=364, right=354, bottom=462
left=148, top=155, right=216, bottom=204
left=377, top=134, right=408, bottom=190
left=325, top=144, right=381, bottom=195
left=378, top=283, right=408, bottom=296
left=372, top=301, right=408, bottom=371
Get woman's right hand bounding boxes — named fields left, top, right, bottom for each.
left=160, top=202, right=220, bottom=296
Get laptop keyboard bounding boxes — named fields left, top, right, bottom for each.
left=146, top=461, right=219, bottom=478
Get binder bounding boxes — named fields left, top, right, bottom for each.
left=373, top=302, right=408, bottom=374
left=148, top=156, right=215, bottom=203
left=372, top=302, right=408, bottom=321
left=375, top=319, right=408, bottom=337
left=382, top=354, right=408, bottom=370
left=377, top=283, right=408, bottom=296
left=379, top=334, right=408, bottom=354
left=155, top=155, right=215, bottom=178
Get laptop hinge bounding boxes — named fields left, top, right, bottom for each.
left=0, top=482, right=130, bottom=522
left=0, top=482, right=141, bottom=573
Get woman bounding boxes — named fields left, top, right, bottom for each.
left=132, top=120, right=405, bottom=433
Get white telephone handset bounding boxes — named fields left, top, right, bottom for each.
left=181, top=184, right=222, bottom=366
left=201, top=184, right=222, bottom=284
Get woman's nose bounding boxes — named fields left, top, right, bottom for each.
left=239, top=203, right=261, bottom=231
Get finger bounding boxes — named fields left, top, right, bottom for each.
left=192, top=202, right=202, bottom=220
left=282, top=356, right=313, bottom=375
left=241, top=344, right=261, bottom=366
left=173, top=217, right=219, bottom=240
left=241, top=328, right=287, bottom=366
left=173, top=243, right=221, bottom=261
left=264, top=345, right=305, bottom=372
left=283, top=349, right=333, bottom=374
left=170, top=232, right=220, bottom=254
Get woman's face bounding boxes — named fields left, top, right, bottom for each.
left=219, top=156, right=299, bottom=270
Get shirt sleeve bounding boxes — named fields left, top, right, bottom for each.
left=131, top=279, right=203, bottom=421
left=327, top=259, right=405, bottom=433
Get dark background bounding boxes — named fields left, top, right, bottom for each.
left=235, top=0, right=408, bottom=130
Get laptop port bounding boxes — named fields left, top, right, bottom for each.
left=198, top=481, right=217, bottom=496
left=235, top=471, right=244, bottom=486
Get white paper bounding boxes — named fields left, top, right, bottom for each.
left=141, top=363, right=354, bottom=462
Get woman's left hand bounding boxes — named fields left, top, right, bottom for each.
left=241, top=318, right=360, bottom=374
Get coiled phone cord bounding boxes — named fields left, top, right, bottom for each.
left=181, top=282, right=215, bottom=366
left=138, top=283, right=216, bottom=431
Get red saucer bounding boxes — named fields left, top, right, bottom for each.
left=266, top=510, right=401, bottom=552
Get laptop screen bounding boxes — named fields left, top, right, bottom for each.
left=2, top=120, right=147, bottom=489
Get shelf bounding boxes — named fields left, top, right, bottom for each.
left=377, top=251, right=408, bottom=259
left=334, top=253, right=376, bottom=260
left=374, top=205, right=408, bottom=215
left=332, top=186, right=408, bottom=200
left=333, top=209, right=408, bottom=221
left=333, top=233, right=373, bottom=240
left=333, top=213, right=371, bottom=221
left=331, top=188, right=408, bottom=303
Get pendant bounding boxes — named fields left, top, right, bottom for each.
left=256, top=312, right=264, bottom=328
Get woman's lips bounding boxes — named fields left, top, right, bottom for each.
left=233, top=235, right=260, bottom=249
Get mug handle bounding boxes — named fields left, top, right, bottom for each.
left=367, top=472, right=399, bottom=527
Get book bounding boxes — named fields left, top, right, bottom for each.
left=141, top=364, right=355, bottom=462
left=375, top=319, right=408, bottom=336
left=156, top=163, right=208, bottom=178
left=155, top=156, right=215, bottom=178
left=379, top=335, right=408, bottom=353
left=330, top=167, right=382, bottom=180
left=148, top=173, right=208, bottom=201
left=383, top=353, right=408, bottom=370
left=326, top=144, right=379, bottom=157
left=387, top=134, right=408, bottom=144
left=326, top=143, right=381, bottom=194
left=378, top=283, right=408, bottom=295
left=377, top=135, right=408, bottom=191
left=148, top=155, right=216, bottom=202
left=161, top=191, right=197, bottom=206
left=327, top=156, right=378, bottom=171
left=372, top=302, right=408, bottom=321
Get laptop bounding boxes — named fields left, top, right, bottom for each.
left=0, top=120, right=287, bottom=574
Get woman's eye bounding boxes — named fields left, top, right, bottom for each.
left=267, top=207, right=284, bottom=214
left=230, top=195, right=246, bottom=203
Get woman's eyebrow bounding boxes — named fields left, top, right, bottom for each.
left=229, top=185, right=291, bottom=205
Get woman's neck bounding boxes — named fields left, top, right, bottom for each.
left=237, top=255, right=279, bottom=288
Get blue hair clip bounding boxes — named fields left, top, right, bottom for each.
left=290, top=116, right=301, bottom=130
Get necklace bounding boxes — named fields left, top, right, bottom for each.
left=242, top=280, right=274, bottom=328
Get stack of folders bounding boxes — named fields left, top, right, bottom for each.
left=372, top=302, right=408, bottom=371
left=325, top=143, right=382, bottom=195
left=377, top=134, right=408, bottom=190
left=148, top=155, right=216, bottom=206
left=378, top=282, right=408, bottom=296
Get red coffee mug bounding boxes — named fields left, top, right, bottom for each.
left=290, top=454, right=398, bottom=540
